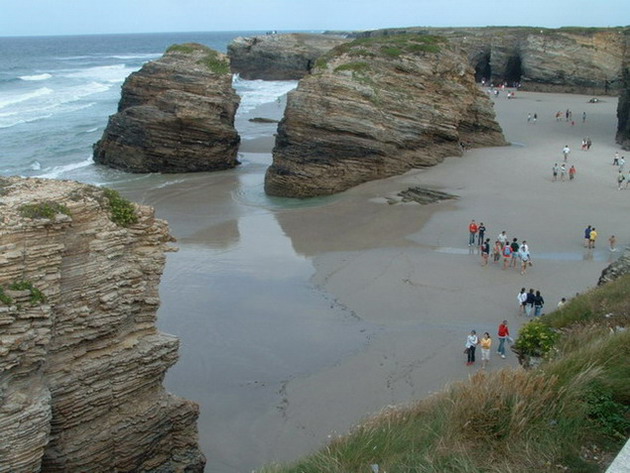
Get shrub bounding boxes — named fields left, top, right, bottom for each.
left=334, top=62, right=370, bottom=74
left=102, top=188, right=138, bottom=227
left=19, top=201, right=70, bottom=220
left=513, top=319, right=559, bottom=357
left=0, top=287, right=13, bottom=305
left=8, top=280, right=46, bottom=305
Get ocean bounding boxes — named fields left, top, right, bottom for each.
left=0, top=31, right=298, bottom=185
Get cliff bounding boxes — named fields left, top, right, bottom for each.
left=94, top=43, right=240, bottom=173
left=616, top=30, right=630, bottom=149
left=265, top=34, right=506, bottom=198
left=0, top=177, right=205, bottom=472
left=357, top=27, right=629, bottom=95
left=228, top=33, right=350, bottom=80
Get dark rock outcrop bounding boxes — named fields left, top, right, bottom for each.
left=265, top=34, right=506, bottom=198
left=94, top=43, right=240, bottom=173
left=0, top=177, right=205, bottom=472
left=616, top=30, right=630, bottom=149
left=598, top=248, right=630, bottom=285
left=228, top=33, right=350, bottom=80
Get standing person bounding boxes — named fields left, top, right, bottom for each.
left=468, top=219, right=478, bottom=246
left=557, top=297, right=567, bottom=308
left=589, top=227, right=598, bottom=249
left=609, top=235, right=617, bottom=252
left=497, top=321, right=510, bottom=359
left=480, top=332, right=492, bottom=368
left=552, top=163, right=559, bottom=181
left=618, top=171, right=626, bottom=190
left=517, top=287, right=528, bottom=314
left=502, top=243, right=512, bottom=270
left=465, top=330, right=478, bottom=365
left=497, top=230, right=508, bottom=248
left=477, top=222, right=486, bottom=246
left=510, top=238, right=520, bottom=268
left=584, top=225, right=592, bottom=247
left=492, top=240, right=502, bottom=264
left=525, top=289, right=536, bottom=316
left=560, top=163, right=567, bottom=181
left=613, top=151, right=620, bottom=165
left=534, top=290, right=545, bottom=316
left=586, top=137, right=592, bottom=150
left=582, top=111, right=587, bottom=123
left=620, top=156, right=626, bottom=172
left=481, top=238, right=490, bottom=265
left=519, top=241, right=531, bottom=275
left=569, top=165, right=576, bottom=180
left=533, top=113, right=537, bottom=123
left=562, top=145, right=570, bottom=162
left=527, top=113, right=531, bottom=123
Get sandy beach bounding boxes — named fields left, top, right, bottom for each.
left=121, top=89, right=626, bottom=473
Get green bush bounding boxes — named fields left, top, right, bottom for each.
left=8, top=280, right=45, bottom=305
left=19, top=201, right=70, bottom=220
left=0, top=287, right=13, bottom=305
left=102, top=188, right=138, bottom=227
left=513, top=320, right=559, bottom=357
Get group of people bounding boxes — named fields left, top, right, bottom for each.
left=554, top=108, right=585, bottom=126
left=517, top=288, right=545, bottom=316
left=583, top=225, right=616, bottom=252
left=552, top=162, right=576, bottom=181
left=464, top=320, right=512, bottom=367
left=469, top=221, right=532, bottom=274
left=613, top=152, right=630, bottom=190
left=580, top=137, right=592, bottom=151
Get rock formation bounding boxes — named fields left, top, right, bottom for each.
left=228, top=33, right=350, bottom=80
left=94, top=43, right=240, bottom=173
left=598, top=247, right=630, bottom=285
left=265, top=34, right=506, bottom=197
left=616, top=30, right=630, bottom=149
left=0, top=177, right=205, bottom=472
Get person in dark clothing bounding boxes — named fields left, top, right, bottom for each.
left=534, top=290, right=545, bottom=316
left=525, top=288, right=536, bottom=316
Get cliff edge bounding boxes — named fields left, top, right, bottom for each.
left=265, top=34, right=506, bottom=198
left=0, top=177, right=205, bottom=472
left=94, top=43, right=240, bottom=173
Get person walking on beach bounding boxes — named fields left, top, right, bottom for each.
left=613, top=151, right=620, bottom=166
left=618, top=171, right=625, bottom=190
left=480, top=332, right=492, bottom=368
left=582, top=111, right=587, bottom=123
left=492, top=240, right=501, bottom=264
left=589, top=227, right=598, bottom=249
left=584, top=225, right=592, bottom=248
left=552, top=163, right=559, bottom=181
left=502, top=242, right=512, bottom=270
left=557, top=297, right=567, bottom=308
left=562, top=145, right=570, bottom=162
left=468, top=219, right=478, bottom=246
left=477, top=222, right=486, bottom=245
left=465, top=330, right=478, bottom=365
left=569, top=165, right=576, bottom=180
left=481, top=238, right=490, bottom=265
left=497, top=230, right=508, bottom=248
left=534, top=290, right=545, bottom=316
left=560, top=163, right=567, bottom=181
left=586, top=137, right=592, bottom=150
left=619, top=156, right=626, bottom=173
left=525, top=289, right=536, bottom=316
left=510, top=238, right=520, bottom=268
left=497, top=321, right=510, bottom=359
left=609, top=235, right=617, bottom=252
left=518, top=287, right=528, bottom=314
left=519, top=241, right=531, bottom=275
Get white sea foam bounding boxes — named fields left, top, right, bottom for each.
left=233, top=76, right=297, bottom=116
left=109, top=53, right=161, bottom=60
left=20, top=73, right=53, bottom=81
left=30, top=160, right=41, bottom=171
left=37, top=155, right=94, bottom=179
left=63, top=64, right=139, bottom=83
left=0, top=87, right=53, bottom=109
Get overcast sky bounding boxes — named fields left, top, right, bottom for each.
left=1, top=0, right=628, bottom=37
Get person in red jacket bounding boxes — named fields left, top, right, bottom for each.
left=468, top=220, right=478, bottom=246
left=497, top=320, right=510, bottom=359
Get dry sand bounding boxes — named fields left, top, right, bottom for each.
left=121, top=90, right=626, bottom=472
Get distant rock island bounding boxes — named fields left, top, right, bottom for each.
left=0, top=177, right=205, bottom=472
left=94, top=43, right=240, bottom=173
left=265, top=34, right=507, bottom=198
left=228, top=33, right=350, bottom=80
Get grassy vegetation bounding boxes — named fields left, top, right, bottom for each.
left=102, top=188, right=138, bottom=227
left=262, top=275, right=630, bottom=473
left=8, top=280, right=46, bottom=305
left=19, top=201, right=70, bottom=220
left=0, top=287, right=13, bottom=305
left=166, top=43, right=230, bottom=74
left=333, top=62, right=371, bottom=74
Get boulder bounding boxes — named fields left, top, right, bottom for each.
left=265, top=34, right=506, bottom=198
left=94, top=43, right=240, bottom=173
left=228, top=33, right=350, bottom=80
left=0, top=177, right=205, bottom=472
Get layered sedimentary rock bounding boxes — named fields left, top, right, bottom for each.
left=94, top=43, right=240, bottom=173
left=616, top=31, right=630, bottom=149
left=0, top=177, right=205, bottom=472
left=265, top=34, right=506, bottom=197
left=357, top=27, right=629, bottom=95
left=228, top=33, right=350, bottom=80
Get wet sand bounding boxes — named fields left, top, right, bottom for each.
left=120, top=90, right=626, bottom=472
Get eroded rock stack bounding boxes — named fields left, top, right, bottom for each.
left=94, top=43, right=240, bottom=173
left=265, top=34, right=506, bottom=197
left=616, top=30, right=630, bottom=150
left=228, top=33, right=350, bottom=80
left=0, top=177, right=205, bottom=472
